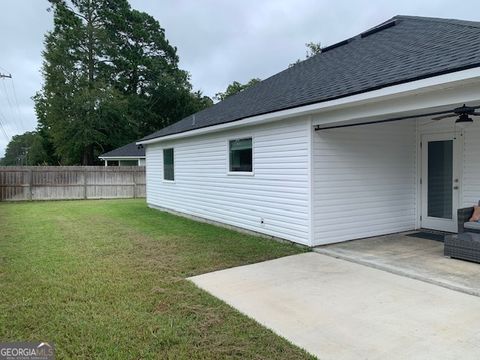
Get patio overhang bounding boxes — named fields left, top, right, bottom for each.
left=312, top=76, right=480, bottom=130
left=314, top=107, right=456, bottom=131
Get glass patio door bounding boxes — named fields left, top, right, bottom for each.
left=421, top=133, right=458, bottom=233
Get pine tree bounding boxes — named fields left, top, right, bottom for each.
left=35, top=0, right=211, bottom=164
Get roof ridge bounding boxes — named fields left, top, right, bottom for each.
left=394, top=15, right=480, bottom=29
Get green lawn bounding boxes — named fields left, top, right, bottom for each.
left=0, top=199, right=313, bottom=359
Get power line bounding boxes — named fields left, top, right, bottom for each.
left=1, top=79, right=21, bottom=133
left=0, top=124, right=8, bottom=141
left=0, top=110, right=10, bottom=141
left=0, top=71, right=26, bottom=133
left=10, top=80, right=27, bottom=131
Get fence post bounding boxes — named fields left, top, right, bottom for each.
left=27, top=168, right=33, bottom=201
left=83, top=168, right=88, bottom=199
left=133, top=169, right=137, bottom=199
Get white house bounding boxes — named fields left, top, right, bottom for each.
left=99, top=142, right=146, bottom=166
left=137, top=16, right=480, bottom=247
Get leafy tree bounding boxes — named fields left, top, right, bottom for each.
left=289, top=41, right=322, bottom=67
left=36, top=125, right=59, bottom=165
left=189, top=91, right=214, bottom=113
left=215, top=78, right=261, bottom=102
left=0, top=131, right=50, bottom=166
left=35, top=0, right=211, bottom=165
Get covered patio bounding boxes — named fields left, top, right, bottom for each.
left=309, top=69, right=480, bottom=246
left=315, top=232, right=480, bottom=296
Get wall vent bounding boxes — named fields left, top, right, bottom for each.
left=361, top=20, right=397, bottom=38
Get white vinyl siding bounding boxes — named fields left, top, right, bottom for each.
left=462, top=121, right=480, bottom=207
left=146, top=117, right=312, bottom=245
left=144, top=114, right=480, bottom=247
left=118, top=160, right=139, bottom=166
left=312, top=120, right=417, bottom=245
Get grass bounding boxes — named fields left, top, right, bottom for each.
left=0, top=199, right=314, bottom=359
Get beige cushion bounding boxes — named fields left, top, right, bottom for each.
left=469, top=206, right=480, bottom=222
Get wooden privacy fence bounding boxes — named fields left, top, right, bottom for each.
left=0, top=166, right=146, bottom=201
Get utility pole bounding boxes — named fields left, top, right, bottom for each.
left=0, top=72, right=12, bottom=141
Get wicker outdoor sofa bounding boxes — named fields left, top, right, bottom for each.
left=444, top=201, right=480, bottom=263
left=457, top=202, right=480, bottom=234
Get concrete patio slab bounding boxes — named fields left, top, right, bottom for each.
left=315, top=233, right=480, bottom=296
left=189, top=253, right=480, bottom=360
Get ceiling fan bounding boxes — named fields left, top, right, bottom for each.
left=432, top=104, right=480, bottom=127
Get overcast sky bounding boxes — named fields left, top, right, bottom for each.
left=1, top=0, right=479, bottom=157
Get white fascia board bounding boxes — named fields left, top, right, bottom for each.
left=98, top=156, right=145, bottom=160
left=137, top=67, right=480, bottom=146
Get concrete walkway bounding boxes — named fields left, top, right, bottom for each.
left=189, top=253, right=480, bottom=360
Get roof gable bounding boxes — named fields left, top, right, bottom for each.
left=141, top=15, right=480, bottom=142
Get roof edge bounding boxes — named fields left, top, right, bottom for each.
left=393, top=15, right=480, bottom=29
left=99, top=156, right=146, bottom=159
left=138, top=64, right=480, bottom=145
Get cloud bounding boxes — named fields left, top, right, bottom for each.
left=0, top=0, right=52, bottom=156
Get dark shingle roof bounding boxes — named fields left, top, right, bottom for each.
left=100, top=142, right=145, bottom=158
left=140, top=15, right=480, bottom=142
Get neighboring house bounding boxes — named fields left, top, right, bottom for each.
left=138, top=16, right=480, bottom=247
left=99, top=142, right=145, bottom=166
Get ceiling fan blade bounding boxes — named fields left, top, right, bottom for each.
left=431, top=113, right=456, bottom=120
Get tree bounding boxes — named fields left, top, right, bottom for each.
left=215, top=78, right=261, bottom=102
left=35, top=0, right=211, bottom=165
left=0, top=131, right=50, bottom=166
left=289, top=41, right=322, bottom=67
left=35, top=0, right=115, bottom=164
left=101, top=2, right=212, bottom=135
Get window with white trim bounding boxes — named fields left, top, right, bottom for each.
left=229, top=138, right=252, bottom=172
left=163, top=148, right=174, bottom=181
